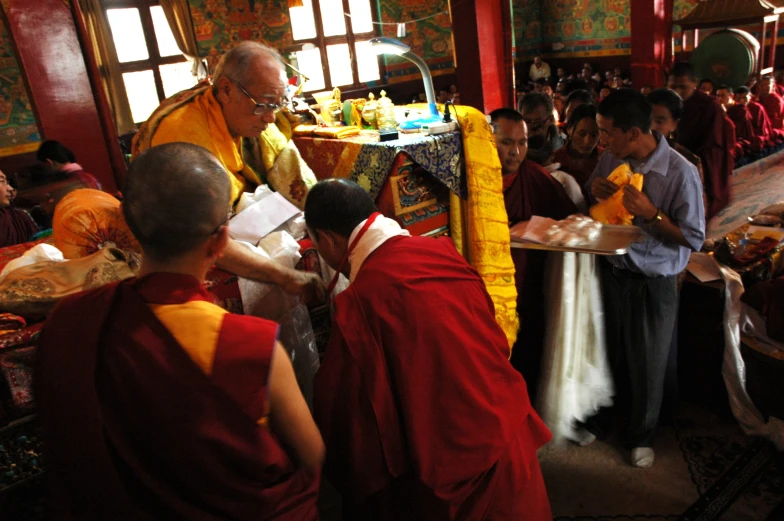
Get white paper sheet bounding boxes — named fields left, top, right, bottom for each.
left=686, top=252, right=723, bottom=283
left=228, top=192, right=301, bottom=245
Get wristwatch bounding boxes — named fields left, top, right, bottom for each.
left=644, top=208, right=664, bottom=224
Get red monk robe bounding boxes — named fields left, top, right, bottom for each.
left=726, top=104, right=761, bottom=155
left=553, top=144, right=603, bottom=187
left=315, top=235, right=552, bottom=521
left=676, top=90, right=733, bottom=219
left=504, top=159, right=578, bottom=395
left=36, top=273, right=319, bottom=521
left=750, top=99, right=783, bottom=144
left=760, top=91, right=784, bottom=131
left=0, top=206, right=38, bottom=247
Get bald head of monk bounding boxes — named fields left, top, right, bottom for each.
left=304, top=179, right=378, bottom=275
left=123, top=143, right=231, bottom=270
left=668, top=62, right=697, bottom=101
left=489, top=108, right=529, bottom=176
left=212, top=41, right=288, bottom=139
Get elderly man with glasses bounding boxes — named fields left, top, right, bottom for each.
left=132, top=41, right=323, bottom=304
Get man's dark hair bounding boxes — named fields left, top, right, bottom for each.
left=716, top=84, right=733, bottom=94
left=489, top=108, right=524, bottom=124
left=565, top=103, right=597, bottom=133
left=647, top=88, right=683, bottom=121
left=671, top=61, right=696, bottom=81
left=564, top=79, right=589, bottom=95
left=736, top=86, right=751, bottom=95
left=597, top=88, right=653, bottom=133
left=304, top=179, right=379, bottom=238
left=123, top=143, right=231, bottom=261
left=698, top=78, right=714, bottom=87
left=535, top=78, right=548, bottom=86
left=518, top=91, right=553, bottom=116
left=565, top=89, right=594, bottom=108
left=37, top=140, right=76, bottom=164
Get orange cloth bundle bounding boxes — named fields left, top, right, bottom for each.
left=589, top=164, right=644, bottom=225
left=53, top=189, right=141, bottom=259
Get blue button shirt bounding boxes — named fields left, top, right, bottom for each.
left=586, top=133, right=706, bottom=277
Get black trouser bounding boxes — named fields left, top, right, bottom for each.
left=598, top=259, right=678, bottom=448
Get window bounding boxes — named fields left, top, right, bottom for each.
left=103, top=0, right=197, bottom=123
left=287, top=0, right=381, bottom=93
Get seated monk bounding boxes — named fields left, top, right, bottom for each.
left=668, top=62, right=733, bottom=219
left=489, top=108, right=578, bottom=398
left=133, top=41, right=323, bottom=304
left=37, top=140, right=102, bottom=191
left=758, top=75, right=784, bottom=134
left=736, top=87, right=777, bottom=148
left=0, top=170, right=38, bottom=247
left=719, top=86, right=758, bottom=156
left=304, top=179, right=552, bottom=520
left=36, top=143, right=324, bottom=520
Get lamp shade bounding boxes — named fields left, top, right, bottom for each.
left=369, top=36, right=410, bottom=56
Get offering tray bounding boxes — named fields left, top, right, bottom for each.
left=510, top=218, right=645, bottom=255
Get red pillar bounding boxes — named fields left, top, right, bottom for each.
left=630, top=0, right=673, bottom=89
left=450, top=0, right=510, bottom=113
left=4, top=0, right=119, bottom=191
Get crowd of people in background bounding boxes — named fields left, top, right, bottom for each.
left=518, top=55, right=784, bottom=221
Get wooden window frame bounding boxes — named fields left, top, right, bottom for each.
left=102, top=0, right=188, bottom=104
left=285, top=0, right=383, bottom=93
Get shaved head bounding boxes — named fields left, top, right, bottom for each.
left=304, top=179, right=378, bottom=238
left=123, top=143, right=231, bottom=261
left=212, top=41, right=285, bottom=93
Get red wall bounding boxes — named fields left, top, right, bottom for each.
left=3, top=0, right=119, bottom=192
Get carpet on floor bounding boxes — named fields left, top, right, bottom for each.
left=541, top=404, right=783, bottom=521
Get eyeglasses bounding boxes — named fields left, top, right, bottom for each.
left=234, top=81, right=286, bottom=116
left=523, top=115, right=552, bottom=133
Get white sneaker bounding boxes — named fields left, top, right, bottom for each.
left=631, top=447, right=654, bottom=468
left=572, top=428, right=597, bottom=447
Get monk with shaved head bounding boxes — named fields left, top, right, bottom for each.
left=37, top=142, right=323, bottom=520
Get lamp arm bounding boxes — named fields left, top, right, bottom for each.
left=402, top=51, right=439, bottom=116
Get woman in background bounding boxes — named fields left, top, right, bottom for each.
left=553, top=103, right=602, bottom=187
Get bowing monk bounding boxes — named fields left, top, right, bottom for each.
left=37, top=143, right=324, bottom=520
left=489, top=108, right=578, bottom=397
left=0, top=170, right=37, bottom=247
left=669, top=62, right=733, bottom=219
left=133, top=41, right=324, bottom=305
left=305, top=178, right=552, bottom=521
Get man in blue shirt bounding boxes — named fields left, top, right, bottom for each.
left=585, top=89, right=705, bottom=468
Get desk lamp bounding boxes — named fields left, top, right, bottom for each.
left=369, top=36, right=442, bottom=130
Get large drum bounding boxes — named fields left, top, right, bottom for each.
left=690, top=29, right=760, bottom=89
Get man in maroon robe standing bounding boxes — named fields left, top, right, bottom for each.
left=669, top=62, right=733, bottom=219
left=305, top=179, right=552, bottom=521
left=36, top=143, right=323, bottom=520
left=489, top=108, right=578, bottom=397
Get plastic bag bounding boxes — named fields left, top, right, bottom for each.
left=0, top=243, right=65, bottom=280
left=237, top=232, right=320, bottom=408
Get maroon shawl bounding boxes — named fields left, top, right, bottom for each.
left=315, top=236, right=552, bottom=520
left=36, top=273, right=319, bottom=520
left=0, top=206, right=38, bottom=247
left=553, top=144, right=602, bottom=187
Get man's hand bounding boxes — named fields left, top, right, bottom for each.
left=280, top=270, right=326, bottom=306
left=591, top=177, right=621, bottom=201
left=622, top=185, right=657, bottom=221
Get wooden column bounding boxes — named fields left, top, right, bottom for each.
left=450, top=0, right=510, bottom=112
left=630, top=0, right=674, bottom=89
left=4, top=0, right=119, bottom=191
